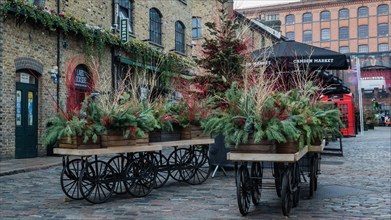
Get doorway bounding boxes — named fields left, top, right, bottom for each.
left=15, top=71, right=38, bottom=158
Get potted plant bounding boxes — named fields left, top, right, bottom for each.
left=44, top=97, right=105, bottom=149
left=149, top=101, right=181, bottom=142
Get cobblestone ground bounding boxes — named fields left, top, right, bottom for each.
left=0, top=127, right=390, bottom=219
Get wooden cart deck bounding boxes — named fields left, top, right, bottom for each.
left=227, top=146, right=308, bottom=162
left=308, top=140, right=326, bottom=153
left=149, top=138, right=215, bottom=148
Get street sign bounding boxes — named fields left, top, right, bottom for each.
left=120, top=19, right=128, bottom=43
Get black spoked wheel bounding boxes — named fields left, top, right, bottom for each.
left=236, top=164, right=251, bottom=216
left=251, top=162, right=262, bottom=205
left=281, top=168, right=292, bottom=216
left=151, top=152, right=170, bottom=189
left=60, top=159, right=84, bottom=200
left=79, top=160, right=116, bottom=204
left=107, top=155, right=128, bottom=194
left=292, top=163, right=300, bottom=208
left=314, top=154, right=319, bottom=191
left=183, top=149, right=211, bottom=185
left=125, top=156, right=156, bottom=197
left=273, top=162, right=283, bottom=198
left=168, top=148, right=190, bottom=182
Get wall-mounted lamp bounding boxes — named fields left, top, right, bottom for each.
left=49, top=66, right=60, bottom=84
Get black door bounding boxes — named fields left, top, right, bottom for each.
left=15, top=80, right=38, bottom=158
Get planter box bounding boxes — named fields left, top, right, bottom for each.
left=180, top=125, right=209, bottom=140
left=276, top=140, right=299, bottom=154
left=231, top=135, right=276, bottom=153
left=136, top=133, right=149, bottom=145
left=59, top=135, right=101, bottom=149
left=101, top=129, right=136, bottom=147
left=149, top=126, right=181, bottom=142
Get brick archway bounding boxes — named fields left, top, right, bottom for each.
left=14, top=57, right=44, bottom=75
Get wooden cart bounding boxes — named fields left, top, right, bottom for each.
left=54, top=138, right=214, bottom=204
left=227, top=143, right=323, bottom=216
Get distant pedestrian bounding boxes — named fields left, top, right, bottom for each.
left=385, top=115, right=391, bottom=127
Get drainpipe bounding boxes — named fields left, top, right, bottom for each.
left=111, top=0, right=119, bottom=90
left=56, top=0, right=61, bottom=108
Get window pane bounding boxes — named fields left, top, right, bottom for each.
left=339, top=27, right=349, bottom=39
left=16, top=90, right=22, bottom=126
left=378, top=4, right=389, bottom=15
left=175, top=21, right=185, bottom=53
left=339, top=9, right=349, bottom=19
left=320, top=11, right=330, bottom=21
left=378, top=43, right=389, bottom=52
left=28, top=91, right=33, bottom=126
left=303, top=30, right=312, bottom=42
left=286, top=32, right=295, bottom=40
left=339, top=46, right=349, bottom=53
left=150, top=9, right=162, bottom=45
left=286, top=14, right=295, bottom=24
left=358, top=7, right=368, bottom=17
left=358, top=25, right=368, bottom=38
left=192, top=17, right=202, bottom=38
left=358, top=45, right=368, bottom=53
left=378, top=24, right=389, bottom=37
left=303, top=13, right=312, bottom=23
left=321, top=29, right=330, bottom=41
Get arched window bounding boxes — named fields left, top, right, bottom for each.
left=378, top=4, right=389, bottom=15
left=74, top=64, right=92, bottom=107
left=320, top=10, right=330, bottom=21
left=303, top=30, right=312, bottom=42
left=358, top=6, right=368, bottom=17
left=339, top=9, right=349, bottom=19
left=285, top=14, right=295, bottom=24
left=175, top=21, right=185, bottom=53
left=286, top=32, right=295, bottom=40
left=302, top=12, right=312, bottom=23
left=119, top=0, right=133, bottom=33
left=149, top=8, right=162, bottom=45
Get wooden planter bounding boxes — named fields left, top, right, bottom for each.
left=59, top=135, right=101, bottom=149
left=149, top=126, right=181, bottom=142
left=136, top=133, right=149, bottom=145
left=180, top=125, right=209, bottom=140
left=101, top=129, right=136, bottom=147
left=276, top=140, right=299, bottom=153
left=231, top=135, right=276, bottom=153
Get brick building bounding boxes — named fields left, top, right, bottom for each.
left=238, top=0, right=391, bottom=113
left=0, top=0, right=278, bottom=160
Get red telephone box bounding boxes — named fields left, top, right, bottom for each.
left=320, top=93, right=356, bottom=137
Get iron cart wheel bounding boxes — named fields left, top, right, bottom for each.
left=79, top=160, right=116, bottom=204
left=273, top=162, right=284, bottom=198
left=151, top=152, right=170, bottom=189
left=168, top=148, right=190, bottom=182
left=182, top=147, right=211, bottom=185
left=314, top=154, right=319, bottom=191
left=281, top=168, right=293, bottom=216
left=107, top=155, right=129, bottom=194
left=125, top=154, right=157, bottom=197
left=60, top=159, right=84, bottom=200
left=236, top=163, right=251, bottom=216
left=292, top=162, right=300, bottom=208
left=250, top=162, right=262, bottom=205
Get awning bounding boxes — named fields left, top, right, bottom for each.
left=252, top=40, right=350, bottom=70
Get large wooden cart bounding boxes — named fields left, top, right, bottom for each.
left=227, top=141, right=325, bottom=216
left=54, top=138, right=214, bottom=204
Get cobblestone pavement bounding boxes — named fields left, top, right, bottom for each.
left=0, top=127, right=390, bottom=219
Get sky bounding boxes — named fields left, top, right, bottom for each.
left=234, top=0, right=300, bottom=9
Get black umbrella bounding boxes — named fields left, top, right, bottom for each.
left=252, top=40, right=350, bottom=70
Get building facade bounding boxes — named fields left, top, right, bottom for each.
left=0, top=0, right=278, bottom=160
left=239, top=0, right=391, bottom=112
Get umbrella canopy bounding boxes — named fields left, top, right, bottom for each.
left=252, top=40, right=350, bottom=70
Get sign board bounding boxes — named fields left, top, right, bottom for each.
left=120, top=19, right=129, bottom=43
left=360, top=77, right=386, bottom=90
left=20, top=73, right=30, bottom=83
left=75, top=67, right=89, bottom=90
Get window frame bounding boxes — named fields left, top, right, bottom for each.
left=149, top=8, right=163, bottom=46
left=175, top=21, right=185, bottom=54
left=286, top=32, right=295, bottom=40
left=303, top=30, right=312, bottom=42
left=285, top=14, right=295, bottom=24
left=339, top=8, right=349, bottom=19
left=339, top=46, right=349, bottom=54
left=321, top=28, right=330, bottom=41
left=358, top=25, right=368, bottom=39
left=192, top=17, right=202, bottom=39
left=302, top=12, right=312, bottom=23
left=118, top=0, right=133, bottom=34
left=320, top=10, right=331, bottom=21
left=358, top=45, right=369, bottom=53
left=358, top=6, right=369, bottom=17
left=339, top=27, right=349, bottom=40
left=378, top=43, right=389, bottom=52
left=378, top=23, right=389, bottom=37
left=377, top=4, right=389, bottom=15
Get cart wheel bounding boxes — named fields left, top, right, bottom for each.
left=236, top=164, right=251, bottom=216
left=273, top=162, right=283, bottom=198
left=79, top=160, right=116, bottom=204
left=107, top=155, right=128, bottom=194
left=151, top=152, right=170, bottom=189
left=281, top=169, right=292, bottom=216
left=292, top=163, right=300, bottom=208
left=183, top=149, right=211, bottom=185
left=60, top=159, right=84, bottom=200
left=168, top=148, right=190, bottom=182
left=314, top=154, right=319, bottom=191
left=125, top=156, right=156, bottom=197
left=250, top=162, right=262, bottom=205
